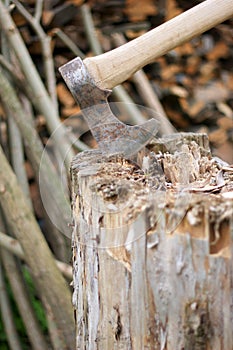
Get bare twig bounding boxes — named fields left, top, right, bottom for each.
left=0, top=208, right=23, bottom=350
left=0, top=54, right=39, bottom=110
left=111, top=85, right=146, bottom=124
left=133, top=70, right=176, bottom=134
left=1, top=54, right=73, bottom=162
left=11, top=0, right=58, bottom=112
left=67, top=130, right=90, bottom=151
left=81, top=4, right=102, bottom=56
left=0, top=231, right=72, bottom=279
left=0, top=67, right=71, bottom=238
left=20, top=94, right=35, bottom=127
left=0, top=144, right=75, bottom=348
left=0, top=54, right=30, bottom=89
left=0, top=57, right=88, bottom=153
left=55, top=260, right=73, bottom=280
left=1, top=248, right=49, bottom=350
left=52, top=28, right=85, bottom=59
left=34, top=0, right=44, bottom=22
left=0, top=54, right=66, bottom=138
left=0, top=261, right=23, bottom=350
left=0, top=54, right=21, bottom=79
left=0, top=207, right=23, bottom=350
left=112, top=33, right=176, bottom=135
left=8, top=114, right=33, bottom=207
left=0, top=2, right=74, bottom=167
left=1, top=29, right=33, bottom=209
left=0, top=50, right=70, bottom=259
left=102, top=22, right=150, bottom=35
left=0, top=230, right=24, bottom=259
left=81, top=4, right=147, bottom=125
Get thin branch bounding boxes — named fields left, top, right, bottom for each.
left=0, top=202, right=23, bottom=350
left=102, top=22, right=150, bottom=35
left=0, top=66, right=71, bottom=238
left=1, top=53, right=72, bottom=164
left=8, top=112, right=33, bottom=207
left=0, top=54, right=23, bottom=84
left=19, top=93, right=35, bottom=127
left=111, top=85, right=147, bottom=124
left=81, top=4, right=102, bottom=56
left=1, top=32, right=33, bottom=210
left=0, top=231, right=72, bottom=279
left=67, top=130, right=90, bottom=152
left=52, top=28, right=85, bottom=59
left=0, top=207, right=22, bottom=350
left=1, top=248, right=49, bottom=350
left=0, top=2, right=74, bottom=167
left=11, top=92, right=70, bottom=261
left=0, top=56, right=88, bottom=153
left=55, top=260, right=73, bottom=280
left=0, top=230, right=24, bottom=259
left=0, top=54, right=37, bottom=107
left=112, top=33, right=176, bottom=135
left=0, top=260, right=23, bottom=350
left=132, top=70, right=176, bottom=134
left=11, top=0, right=58, bottom=113
left=44, top=28, right=94, bottom=150
left=80, top=4, right=147, bottom=125
left=34, top=0, right=44, bottom=22
left=0, top=64, right=70, bottom=260
left=0, top=144, right=75, bottom=348
left=0, top=208, right=59, bottom=349
left=15, top=95, right=72, bottom=262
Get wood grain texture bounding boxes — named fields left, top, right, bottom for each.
left=71, top=134, right=233, bottom=349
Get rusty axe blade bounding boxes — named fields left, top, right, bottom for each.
left=59, top=57, right=158, bottom=157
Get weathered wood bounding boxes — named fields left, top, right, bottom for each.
left=0, top=145, right=75, bottom=349
left=71, top=133, right=233, bottom=349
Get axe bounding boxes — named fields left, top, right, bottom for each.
left=59, top=0, right=233, bottom=158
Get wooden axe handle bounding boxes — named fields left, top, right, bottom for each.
left=84, top=0, right=233, bottom=90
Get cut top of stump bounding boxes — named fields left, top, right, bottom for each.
left=70, top=132, right=233, bottom=350
left=71, top=132, right=233, bottom=257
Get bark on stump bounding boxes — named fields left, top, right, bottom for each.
left=71, top=133, right=233, bottom=350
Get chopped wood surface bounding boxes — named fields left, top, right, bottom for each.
left=71, top=134, right=233, bottom=349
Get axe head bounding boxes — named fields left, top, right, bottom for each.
left=59, top=57, right=159, bottom=157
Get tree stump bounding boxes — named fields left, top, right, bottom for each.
left=71, top=133, right=233, bottom=350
